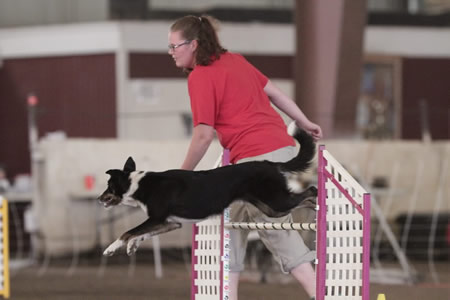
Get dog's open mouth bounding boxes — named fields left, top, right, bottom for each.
left=100, top=201, right=112, bottom=208
left=98, top=194, right=121, bottom=208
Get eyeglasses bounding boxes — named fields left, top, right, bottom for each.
left=168, top=40, right=192, bottom=51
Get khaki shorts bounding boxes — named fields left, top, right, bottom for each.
left=229, top=146, right=316, bottom=274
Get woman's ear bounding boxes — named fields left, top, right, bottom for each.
left=190, top=39, right=198, bottom=52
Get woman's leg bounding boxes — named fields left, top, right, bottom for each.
left=291, top=262, right=316, bottom=298
left=229, top=203, right=250, bottom=300
left=229, top=271, right=240, bottom=300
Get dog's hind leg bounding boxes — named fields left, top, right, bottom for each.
left=103, top=220, right=181, bottom=256
left=249, top=199, right=290, bottom=218
left=292, top=186, right=317, bottom=204
left=282, top=186, right=318, bottom=212
left=249, top=186, right=318, bottom=218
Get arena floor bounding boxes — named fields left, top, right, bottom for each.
left=9, top=255, right=449, bottom=300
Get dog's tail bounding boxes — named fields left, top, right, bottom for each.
left=279, top=128, right=316, bottom=173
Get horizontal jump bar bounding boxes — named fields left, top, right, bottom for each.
left=224, top=222, right=316, bottom=231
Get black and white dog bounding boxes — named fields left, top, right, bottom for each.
left=98, top=128, right=317, bottom=256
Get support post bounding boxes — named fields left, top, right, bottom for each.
left=316, top=145, right=327, bottom=300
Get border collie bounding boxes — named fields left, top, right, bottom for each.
left=98, top=128, right=317, bottom=256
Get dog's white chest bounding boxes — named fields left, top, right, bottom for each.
left=122, top=171, right=148, bottom=213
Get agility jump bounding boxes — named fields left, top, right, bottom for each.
left=191, top=145, right=371, bottom=300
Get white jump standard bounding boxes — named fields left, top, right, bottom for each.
left=191, top=146, right=371, bottom=300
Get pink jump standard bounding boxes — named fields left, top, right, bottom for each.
left=191, top=146, right=371, bottom=300
left=317, top=145, right=371, bottom=300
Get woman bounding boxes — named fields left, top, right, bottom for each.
left=168, top=15, right=321, bottom=300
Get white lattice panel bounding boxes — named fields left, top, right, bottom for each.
left=322, top=150, right=368, bottom=300
left=323, top=150, right=366, bottom=205
left=193, top=215, right=222, bottom=300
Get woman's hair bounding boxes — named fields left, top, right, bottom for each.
left=170, top=15, right=227, bottom=69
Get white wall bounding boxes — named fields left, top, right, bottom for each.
left=0, top=22, right=120, bottom=58
left=364, top=26, right=450, bottom=57
left=34, top=136, right=450, bottom=256
left=148, top=0, right=294, bottom=10
left=0, top=0, right=108, bottom=28
left=119, top=79, right=190, bottom=139
left=324, top=141, right=450, bottom=218
left=119, top=21, right=296, bottom=54
left=0, top=0, right=295, bottom=28
left=2, top=21, right=449, bottom=60
left=120, top=78, right=294, bottom=140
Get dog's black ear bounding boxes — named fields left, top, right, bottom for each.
left=124, top=157, right=136, bottom=173
left=106, top=169, right=123, bottom=177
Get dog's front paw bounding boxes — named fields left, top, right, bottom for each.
left=126, top=237, right=144, bottom=256
left=103, top=239, right=125, bottom=256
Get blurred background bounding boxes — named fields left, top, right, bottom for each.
left=0, top=0, right=448, bottom=299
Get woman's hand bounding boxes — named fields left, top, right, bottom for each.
left=298, top=121, right=323, bottom=141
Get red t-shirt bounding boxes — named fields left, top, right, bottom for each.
left=188, top=52, right=294, bottom=163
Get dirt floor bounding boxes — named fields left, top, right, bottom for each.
left=8, top=253, right=450, bottom=300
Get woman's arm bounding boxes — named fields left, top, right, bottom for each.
left=181, top=123, right=215, bottom=170
left=264, top=80, right=323, bottom=140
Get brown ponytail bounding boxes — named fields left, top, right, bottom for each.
left=170, top=15, right=227, bottom=69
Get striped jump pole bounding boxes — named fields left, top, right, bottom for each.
left=191, top=146, right=371, bottom=300
left=224, top=222, right=316, bottom=231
